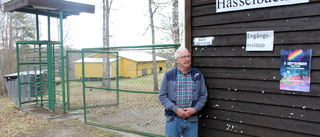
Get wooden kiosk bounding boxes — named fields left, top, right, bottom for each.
left=185, top=0, right=320, bottom=136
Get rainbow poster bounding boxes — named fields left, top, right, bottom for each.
left=280, top=49, right=312, bottom=92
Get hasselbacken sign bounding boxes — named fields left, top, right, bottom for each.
left=216, top=0, right=309, bottom=13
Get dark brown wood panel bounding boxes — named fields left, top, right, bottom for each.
left=193, top=57, right=281, bottom=68
left=198, top=68, right=320, bottom=83
left=206, top=99, right=320, bottom=123
left=206, top=79, right=320, bottom=96
left=192, top=3, right=216, bottom=16
left=207, top=89, right=320, bottom=108
left=192, top=17, right=320, bottom=36
left=200, top=110, right=320, bottom=136
left=189, top=0, right=320, bottom=136
left=192, top=0, right=215, bottom=6
left=193, top=57, right=320, bottom=70
left=192, top=2, right=320, bottom=26
left=186, top=0, right=192, bottom=51
left=199, top=68, right=280, bottom=80
left=198, top=127, right=253, bottom=137
left=192, top=44, right=320, bottom=57
left=199, top=118, right=315, bottom=137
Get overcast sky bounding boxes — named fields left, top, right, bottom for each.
left=63, top=0, right=185, bottom=49
left=1, top=0, right=184, bottom=49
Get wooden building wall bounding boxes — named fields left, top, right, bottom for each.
left=185, top=0, right=320, bottom=136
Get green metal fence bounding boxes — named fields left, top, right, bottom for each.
left=80, top=44, right=179, bottom=136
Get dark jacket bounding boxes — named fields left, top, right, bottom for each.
left=159, top=67, right=208, bottom=121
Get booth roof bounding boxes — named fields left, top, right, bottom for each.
left=4, top=0, right=95, bottom=18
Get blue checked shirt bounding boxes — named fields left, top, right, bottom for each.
left=176, top=69, right=195, bottom=108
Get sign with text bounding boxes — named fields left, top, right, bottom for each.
left=280, top=49, right=312, bottom=92
left=216, top=0, right=309, bottom=13
left=193, top=37, right=214, bottom=46
left=246, top=30, right=274, bottom=51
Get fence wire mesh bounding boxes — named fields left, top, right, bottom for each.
left=66, top=50, right=84, bottom=110
left=78, top=44, right=179, bottom=136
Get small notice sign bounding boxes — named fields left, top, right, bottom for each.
left=246, top=30, right=274, bottom=51
left=193, top=37, right=214, bottom=46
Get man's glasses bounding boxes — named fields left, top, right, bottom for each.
left=178, top=55, right=191, bottom=59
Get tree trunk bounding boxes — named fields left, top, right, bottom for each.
left=149, top=0, right=159, bottom=91
left=102, top=0, right=107, bottom=87
left=172, top=0, right=179, bottom=44
left=102, top=0, right=111, bottom=88
left=106, top=0, right=111, bottom=88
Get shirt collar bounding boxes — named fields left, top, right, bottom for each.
left=177, top=67, right=191, bottom=75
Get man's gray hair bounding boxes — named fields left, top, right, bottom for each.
left=174, top=46, right=189, bottom=59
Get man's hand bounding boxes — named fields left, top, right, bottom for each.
left=176, top=108, right=196, bottom=119
left=183, top=108, right=196, bottom=116
left=176, top=108, right=189, bottom=118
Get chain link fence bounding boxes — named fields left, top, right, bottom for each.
left=66, top=44, right=179, bottom=136
left=66, top=50, right=84, bottom=110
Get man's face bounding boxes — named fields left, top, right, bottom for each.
left=176, top=49, right=191, bottom=68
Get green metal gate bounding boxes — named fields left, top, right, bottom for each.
left=81, top=51, right=120, bottom=109
left=80, top=44, right=179, bottom=137
left=66, top=50, right=119, bottom=110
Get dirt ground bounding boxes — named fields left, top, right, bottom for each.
left=0, top=97, right=145, bottom=137
left=20, top=107, right=145, bottom=137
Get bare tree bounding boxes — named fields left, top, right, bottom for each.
left=145, top=0, right=171, bottom=42
left=147, top=0, right=159, bottom=91
left=56, top=18, right=72, bottom=48
left=148, top=0, right=156, bottom=45
left=102, top=0, right=113, bottom=88
left=0, top=4, right=36, bottom=95
left=146, top=0, right=172, bottom=91
left=157, top=0, right=183, bottom=44
left=172, top=0, right=179, bottom=44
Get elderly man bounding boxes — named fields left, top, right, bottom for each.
left=159, top=46, right=208, bottom=137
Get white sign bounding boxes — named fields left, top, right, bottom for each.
left=216, top=0, right=309, bottom=13
left=193, top=37, right=214, bottom=46
left=246, top=30, right=274, bottom=51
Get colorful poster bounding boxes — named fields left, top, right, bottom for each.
left=280, top=49, right=312, bottom=92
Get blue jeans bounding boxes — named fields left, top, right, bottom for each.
left=166, top=117, right=198, bottom=137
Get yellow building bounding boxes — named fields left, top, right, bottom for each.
left=75, top=51, right=167, bottom=78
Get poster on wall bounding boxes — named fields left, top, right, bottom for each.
left=280, top=49, right=312, bottom=92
